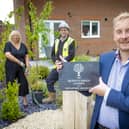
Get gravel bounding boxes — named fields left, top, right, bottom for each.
left=3, top=109, right=63, bottom=129
left=0, top=93, right=63, bottom=129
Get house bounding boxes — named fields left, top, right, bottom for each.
left=13, top=0, right=129, bottom=56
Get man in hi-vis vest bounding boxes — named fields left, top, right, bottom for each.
left=42, top=21, right=76, bottom=103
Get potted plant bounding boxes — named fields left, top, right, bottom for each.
left=31, top=80, right=47, bottom=104
left=28, top=66, right=49, bottom=105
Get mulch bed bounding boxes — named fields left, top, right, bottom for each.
left=0, top=93, right=57, bottom=128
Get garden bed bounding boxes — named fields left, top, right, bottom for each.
left=0, top=93, right=59, bottom=129
left=3, top=109, right=63, bottom=129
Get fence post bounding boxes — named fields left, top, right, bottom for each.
left=63, top=90, right=93, bottom=129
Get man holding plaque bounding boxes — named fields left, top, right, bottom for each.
left=90, top=12, right=129, bottom=129
left=42, top=21, right=76, bottom=103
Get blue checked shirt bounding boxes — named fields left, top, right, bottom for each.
left=98, top=52, right=129, bottom=129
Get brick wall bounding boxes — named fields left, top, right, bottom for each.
left=14, top=0, right=129, bottom=56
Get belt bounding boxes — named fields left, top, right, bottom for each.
left=95, top=122, right=110, bottom=129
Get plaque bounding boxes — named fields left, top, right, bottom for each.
left=59, top=62, right=99, bottom=91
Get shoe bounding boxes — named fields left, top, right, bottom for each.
left=42, top=92, right=56, bottom=104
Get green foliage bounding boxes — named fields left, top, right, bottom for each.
left=1, top=81, right=23, bottom=121
left=0, top=9, right=24, bottom=121
left=75, top=55, right=99, bottom=62
left=0, top=21, right=14, bottom=82
left=27, top=66, right=49, bottom=97
left=0, top=6, right=23, bottom=82
left=25, top=1, right=53, bottom=98
left=54, top=31, right=60, bottom=39
left=75, top=55, right=91, bottom=62
left=8, top=6, right=24, bottom=29
left=38, top=65, right=50, bottom=79
left=28, top=65, right=49, bottom=84
left=27, top=67, right=40, bottom=86
left=31, top=80, right=48, bottom=97
left=25, top=1, right=53, bottom=59
left=31, top=80, right=45, bottom=91
left=0, top=88, right=5, bottom=103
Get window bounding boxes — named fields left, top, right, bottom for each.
left=81, top=20, right=100, bottom=38
left=39, top=20, right=65, bottom=58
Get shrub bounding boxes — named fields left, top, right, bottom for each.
left=75, top=55, right=99, bottom=62
left=28, top=65, right=49, bottom=85
left=75, top=55, right=91, bottom=61
left=28, top=65, right=49, bottom=98
left=31, top=80, right=48, bottom=103
left=0, top=88, right=5, bottom=103
left=31, top=80, right=43, bottom=91
left=38, top=66, right=50, bottom=79
left=27, top=67, right=39, bottom=86
left=1, top=81, right=24, bottom=121
left=28, top=67, right=49, bottom=97
left=31, top=80, right=47, bottom=91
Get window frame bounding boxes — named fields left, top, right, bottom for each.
left=44, top=20, right=65, bottom=46
left=81, top=20, right=100, bottom=38
left=38, top=20, right=65, bottom=58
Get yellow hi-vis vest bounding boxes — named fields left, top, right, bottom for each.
left=54, top=37, right=75, bottom=61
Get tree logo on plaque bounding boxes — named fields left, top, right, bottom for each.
left=73, top=63, right=84, bottom=79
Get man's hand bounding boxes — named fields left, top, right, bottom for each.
left=59, top=55, right=67, bottom=62
left=89, top=77, right=109, bottom=96
left=55, top=60, right=63, bottom=71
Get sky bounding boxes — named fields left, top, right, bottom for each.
left=0, top=0, right=14, bottom=23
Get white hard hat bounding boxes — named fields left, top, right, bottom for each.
left=58, top=22, right=70, bottom=30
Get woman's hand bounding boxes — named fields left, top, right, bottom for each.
left=24, top=67, right=29, bottom=76
left=19, top=61, right=25, bottom=67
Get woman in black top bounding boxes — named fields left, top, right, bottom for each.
left=4, top=30, right=29, bottom=107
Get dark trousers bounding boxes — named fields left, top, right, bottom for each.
left=46, top=69, right=58, bottom=92
left=6, top=64, right=29, bottom=96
